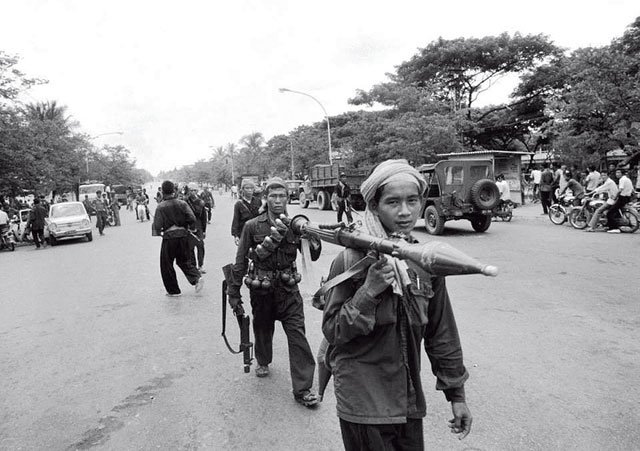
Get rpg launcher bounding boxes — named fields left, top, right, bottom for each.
left=283, top=215, right=498, bottom=278
left=221, top=264, right=253, bottom=373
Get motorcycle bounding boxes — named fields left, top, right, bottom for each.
left=492, top=199, right=514, bottom=222
left=548, top=193, right=575, bottom=225
left=569, top=193, right=639, bottom=233
left=1, top=225, right=16, bottom=252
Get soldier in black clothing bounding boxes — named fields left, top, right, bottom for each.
left=231, top=179, right=262, bottom=245
left=152, top=181, right=203, bottom=297
left=228, top=177, right=321, bottom=407
left=185, top=186, right=208, bottom=273
left=334, top=173, right=353, bottom=224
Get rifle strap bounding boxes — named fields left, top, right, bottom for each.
left=313, top=253, right=377, bottom=299
left=221, top=279, right=242, bottom=355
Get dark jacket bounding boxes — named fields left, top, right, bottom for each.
left=335, top=182, right=351, bottom=200
left=27, top=204, right=48, bottom=230
left=152, top=196, right=196, bottom=239
left=229, top=212, right=321, bottom=297
left=231, top=197, right=262, bottom=238
left=322, top=247, right=468, bottom=424
left=186, top=194, right=207, bottom=234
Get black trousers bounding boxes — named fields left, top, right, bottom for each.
left=32, top=228, right=45, bottom=247
left=250, top=286, right=315, bottom=396
left=540, top=190, right=552, bottom=214
left=95, top=211, right=107, bottom=234
left=160, top=237, right=201, bottom=295
left=339, top=418, right=424, bottom=451
left=337, top=199, right=353, bottom=223
left=606, top=195, right=631, bottom=230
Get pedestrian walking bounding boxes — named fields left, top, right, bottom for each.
left=185, top=186, right=208, bottom=273
left=152, top=180, right=203, bottom=297
left=227, top=177, right=322, bottom=407
left=322, top=159, right=472, bottom=450
left=200, top=186, right=215, bottom=224
left=91, top=191, right=108, bottom=236
left=110, top=195, right=121, bottom=226
left=26, top=198, right=48, bottom=248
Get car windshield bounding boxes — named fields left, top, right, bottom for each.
left=51, top=204, right=85, bottom=218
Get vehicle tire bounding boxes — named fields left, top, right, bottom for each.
left=620, top=209, right=639, bottom=233
left=470, top=215, right=492, bottom=232
left=548, top=204, right=566, bottom=225
left=9, top=242, right=15, bottom=251
left=568, top=209, right=589, bottom=229
left=330, top=193, right=338, bottom=211
left=424, top=205, right=445, bottom=235
left=317, top=190, right=330, bottom=211
left=299, top=192, right=309, bottom=209
left=504, top=207, right=513, bottom=222
left=86, top=232, right=93, bottom=242
left=470, top=179, right=500, bottom=210
left=49, top=236, right=57, bottom=246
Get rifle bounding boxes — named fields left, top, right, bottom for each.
left=221, top=264, right=253, bottom=373
left=284, top=214, right=498, bottom=278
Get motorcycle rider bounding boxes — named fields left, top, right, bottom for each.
left=558, top=170, right=585, bottom=207
left=495, top=174, right=511, bottom=210
left=585, top=171, right=618, bottom=232
left=605, top=169, right=634, bottom=234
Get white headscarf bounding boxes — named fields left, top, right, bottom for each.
left=359, top=159, right=426, bottom=294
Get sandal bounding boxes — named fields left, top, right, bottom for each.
left=295, top=391, right=319, bottom=408
left=255, top=365, right=269, bottom=378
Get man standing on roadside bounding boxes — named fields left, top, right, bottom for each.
left=26, top=198, right=48, bottom=249
left=539, top=163, right=554, bottom=215
left=606, top=169, right=634, bottom=234
left=152, top=180, right=203, bottom=297
left=584, top=166, right=601, bottom=192
left=530, top=165, right=542, bottom=202
left=92, top=191, right=108, bottom=236
left=334, top=173, right=353, bottom=224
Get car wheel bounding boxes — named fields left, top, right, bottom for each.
left=470, top=179, right=500, bottom=210
left=9, top=242, right=15, bottom=251
left=424, top=205, right=445, bottom=235
left=470, top=215, right=492, bottom=232
left=49, top=236, right=57, bottom=246
left=86, top=232, right=93, bottom=242
left=299, top=192, right=309, bottom=209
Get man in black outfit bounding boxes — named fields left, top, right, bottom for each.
left=152, top=181, right=203, bottom=297
left=334, top=173, right=353, bottom=224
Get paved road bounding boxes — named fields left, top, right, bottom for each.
left=1, top=197, right=638, bottom=451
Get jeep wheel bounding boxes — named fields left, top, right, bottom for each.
left=49, top=236, right=57, bottom=246
left=299, top=192, right=309, bottom=209
left=424, top=205, right=445, bottom=235
left=86, top=232, right=93, bottom=242
left=470, top=179, right=500, bottom=210
left=470, top=215, right=492, bottom=232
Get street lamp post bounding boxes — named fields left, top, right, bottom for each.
left=289, top=139, right=295, bottom=179
left=279, top=88, right=332, bottom=166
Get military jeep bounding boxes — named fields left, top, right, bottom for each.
left=418, top=159, right=500, bottom=235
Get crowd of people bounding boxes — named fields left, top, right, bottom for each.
left=526, top=162, right=638, bottom=232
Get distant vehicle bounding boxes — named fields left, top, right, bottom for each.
left=284, top=180, right=303, bottom=203
left=46, top=202, right=93, bottom=245
left=418, top=159, right=500, bottom=235
left=78, top=183, right=106, bottom=202
left=111, top=184, right=128, bottom=205
left=299, top=164, right=370, bottom=211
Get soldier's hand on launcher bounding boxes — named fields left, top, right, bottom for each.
left=363, top=256, right=395, bottom=298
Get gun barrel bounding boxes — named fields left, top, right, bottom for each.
left=288, top=214, right=498, bottom=278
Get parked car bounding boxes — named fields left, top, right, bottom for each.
left=46, top=202, right=93, bottom=245
left=418, top=159, right=500, bottom=235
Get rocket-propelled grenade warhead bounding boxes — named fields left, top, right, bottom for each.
left=285, top=214, right=498, bottom=278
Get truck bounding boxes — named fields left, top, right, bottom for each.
left=298, top=164, right=370, bottom=211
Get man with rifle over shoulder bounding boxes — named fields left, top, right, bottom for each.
left=321, top=159, right=473, bottom=450
left=227, top=177, right=322, bottom=408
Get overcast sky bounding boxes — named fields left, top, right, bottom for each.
left=2, top=0, right=639, bottom=175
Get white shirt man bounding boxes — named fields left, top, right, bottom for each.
left=584, top=167, right=601, bottom=191
left=0, top=209, right=9, bottom=226
left=531, top=168, right=542, bottom=184
left=496, top=177, right=511, bottom=202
